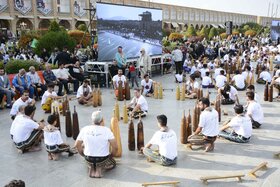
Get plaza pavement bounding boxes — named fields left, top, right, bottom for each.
left=0, top=73, right=279, bottom=187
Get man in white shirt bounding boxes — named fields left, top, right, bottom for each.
left=11, top=105, right=44, bottom=153
left=188, top=97, right=219, bottom=152
left=202, top=72, right=214, bottom=88
left=257, top=67, right=272, bottom=84
left=142, top=114, right=177, bottom=166
left=41, top=83, right=63, bottom=113
left=27, top=66, right=46, bottom=100
left=214, top=64, right=225, bottom=79
left=218, top=84, right=238, bottom=105
left=75, top=111, right=118, bottom=178
left=112, top=69, right=127, bottom=98
left=215, top=70, right=227, bottom=89
left=231, top=70, right=246, bottom=90
left=271, top=74, right=280, bottom=98
left=246, top=92, right=264, bottom=129
left=219, top=105, right=252, bottom=143
left=200, top=64, right=210, bottom=78
left=56, top=63, right=79, bottom=94
left=10, top=90, right=35, bottom=120
left=141, top=74, right=154, bottom=97
left=127, top=88, right=148, bottom=118
left=172, top=47, right=183, bottom=74
left=186, top=74, right=200, bottom=99
left=77, top=79, right=93, bottom=105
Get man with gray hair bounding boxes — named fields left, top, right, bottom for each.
left=75, top=110, right=118, bottom=178
left=138, top=48, right=151, bottom=79
left=12, top=69, right=34, bottom=98
left=27, top=66, right=46, bottom=100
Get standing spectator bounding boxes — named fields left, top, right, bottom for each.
left=115, top=46, right=127, bottom=74
left=12, top=69, right=34, bottom=98
left=27, top=66, right=46, bottom=100
left=172, top=46, right=183, bottom=74
left=138, top=48, right=151, bottom=79
left=128, top=62, right=138, bottom=88
left=54, top=47, right=71, bottom=65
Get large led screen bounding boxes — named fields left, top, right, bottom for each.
left=96, top=2, right=162, bottom=61
left=271, top=20, right=280, bottom=42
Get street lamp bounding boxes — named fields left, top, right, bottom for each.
left=20, top=22, right=27, bottom=30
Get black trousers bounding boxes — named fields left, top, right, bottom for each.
left=175, top=61, right=183, bottom=74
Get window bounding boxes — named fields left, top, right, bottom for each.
left=57, top=0, right=70, bottom=13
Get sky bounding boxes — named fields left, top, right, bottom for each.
left=96, top=3, right=162, bottom=21
left=141, top=0, right=280, bottom=18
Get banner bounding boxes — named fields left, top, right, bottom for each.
left=14, top=0, right=32, bottom=15
left=271, top=20, right=280, bottom=42
left=37, top=0, right=52, bottom=15
left=74, top=0, right=86, bottom=17
left=0, top=0, right=8, bottom=13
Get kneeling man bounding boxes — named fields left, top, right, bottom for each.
left=77, top=79, right=92, bottom=105
left=127, top=88, right=148, bottom=118
left=219, top=105, right=252, bottom=143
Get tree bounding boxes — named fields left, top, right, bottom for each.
left=68, top=30, right=91, bottom=47
left=198, top=26, right=209, bottom=39
left=208, top=27, right=218, bottom=39
left=186, top=25, right=196, bottom=37
left=77, top=24, right=88, bottom=32
left=35, top=31, right=76, bottom=56
left=48, top=20, right=61, bottom=32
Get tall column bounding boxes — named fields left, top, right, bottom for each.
left=33, top=0, right=39, bottom=30
left=70, top=0, right=75, bottom=30
left=9, top=0, right=17, bottom=34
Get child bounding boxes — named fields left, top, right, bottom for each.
left=43, top=114, right=75, bottom=160
left=129, top=62, right=139, bottom=88
left=41, top=83, right=62, bottom=113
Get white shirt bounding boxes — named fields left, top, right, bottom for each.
left=215, top=75, right=227, bottom=88
left=130, top=95, right=148, bottom=112
left=214, top=68, right=224, bottom=78
left=44, top=129, right=64, bottom=146
left=12, top=116, right=39, bottom=143
left=10, top=97, right=33, bottom=116
left=112, top=75, right=126, bottom=88
left=199, top=107, right=219, bottom=137
left=202, top=76, right=212, bottom=86
left=27, top=72, right=42, bottom=84
left=242, top=71, right=253, bottom=80
left=232, top=74, right=245, bottom=89
left=228, top=115, right=252, bottom=138
left=77, top=125, right=114, bottom=157
left=172, top=49, right=183, bottom=62
left=175, top=74, right=183, bottom=83
left=247, top=101, right=264, bottom=124
left=141, top=79, right=153, bottom=94
left=190, top=66, right=198, bottom=75
left=200, top=68, right=209, bottom=77
left=41, top=91, right=57, bottom=105
left=228, top=86, right=238, bottom=100
left=259, top=71, right=272, bottom=82
left=275, top=69, right=280, bottom=77
left=56, top=68, right=70, bottom=80
left=77, top=85, right=92, bottom=98
left=10, top=114, right=24, bottom=136
left=148, top=129, right=177, bottom=160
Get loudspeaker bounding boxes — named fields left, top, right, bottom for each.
left=225, top=21, right=233, bottom=35
left=90, top=73, right=108, bottom=87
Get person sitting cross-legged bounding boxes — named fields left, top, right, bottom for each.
left=142, top=114, right=177, bottom=166
left=127, top=88, right=148, bottom=118
left=141, top=74, right=154, bottom=97
left=10, top=105, right=44, bottom=153
left=246, top=92, right=264, bottom=129
left=75, top=111, right=118, bottom=178
left=219, top=105, right=252, bottom=143
left=77, top=79, right=93, bottom=105
left=56, top=63, right=79, bottom=94
left=41, top=83, right=63, bottom=113
left=218, top=84, right=238, bottom=105
left=188, top=97, right=219, bottom=152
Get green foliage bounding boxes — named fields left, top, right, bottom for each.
left=232, top=29, right=240, bottom=35
left=243, top=25, right=250, bottom=31
left=5, top=60, right=40, bottom=74
left=18, top=32, right=40, bottom=49
left=198, top=27, right=209, bottom=39
left=48, top=20, right=61, bottom=32
left=35, top=31, right=76, bottom=56
left=241, top=22, right=262, bottom=32
left=162, top=37, right=170, bottom=47
left=220, top=33, right=228, bottom=39
left=0, top=61, right=4, bottom=69
left=208, top=27, right=218, bottom=39
left=217, top=27, right=226, bottom=35
left=68, top=30, right=91, bottom=47
left=185, top=25, right=197, bottom=37
left=77, top=24, right=88, bottom=32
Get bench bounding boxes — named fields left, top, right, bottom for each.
left=142, top=181, right=180, bottom=187
left=248, top=162, right=268, bottom=178
left=200, top=174, right=245, bottom=185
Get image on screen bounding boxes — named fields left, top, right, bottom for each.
left=271, top=20, right=280, bottom=42
left=96, top=3, right=162, bottom=61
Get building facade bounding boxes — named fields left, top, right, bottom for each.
left=0, top=0, right=279, bottom=37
